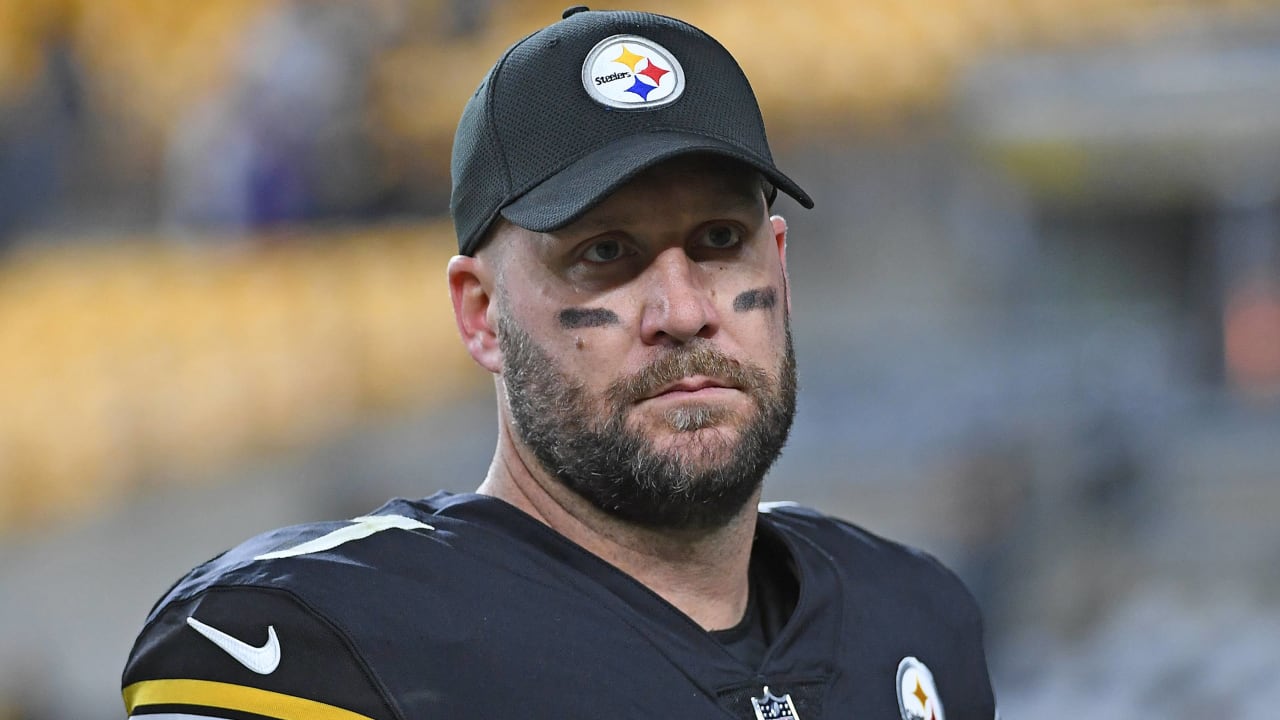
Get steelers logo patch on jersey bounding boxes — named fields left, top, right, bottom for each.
left=897, top=656, right=945, bottom=720
left=581, top=34, right=684, bottom=109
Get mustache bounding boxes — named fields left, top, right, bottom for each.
left=606, top=343, right=772, bottom=405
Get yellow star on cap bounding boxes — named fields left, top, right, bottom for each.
left=612, top=45, right=645, bottom=72
left=913, top=678, right=929, bottom=707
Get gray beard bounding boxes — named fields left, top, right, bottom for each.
left=498, top=315, right=797, bottom=531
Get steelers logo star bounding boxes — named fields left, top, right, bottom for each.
left=896, top=657, right=945, bottom=720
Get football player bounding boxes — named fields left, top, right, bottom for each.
left=123, top=7, right=997, bottom=719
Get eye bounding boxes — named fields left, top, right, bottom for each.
left=699, top=225, right=742, bottom=250
left=581, top=237, right=629, bottom=263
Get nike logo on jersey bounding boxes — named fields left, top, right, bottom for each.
left=187, top=616, right=281, bottom=675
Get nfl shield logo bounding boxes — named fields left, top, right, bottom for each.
left=751, top=686, right=800, bottom=720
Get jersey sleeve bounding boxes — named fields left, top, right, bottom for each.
left=122, top=585, right=400, bottom=720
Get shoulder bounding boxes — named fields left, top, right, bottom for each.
left=759, top=500, right=940, bottom=567
left=123, top=495, right=470, bottom=720
left=759, top=501, right=983, bottom=626
left=124, top=582, right=399, bottom=719
left=144, top=494, right=488, bottom=617
left=761, top=502, right=997, bottom=715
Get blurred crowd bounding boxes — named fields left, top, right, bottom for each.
left=5, top=0, right=1263, bottom=244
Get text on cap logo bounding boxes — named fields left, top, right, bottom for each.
left=581, top=34, right=684, bottom=109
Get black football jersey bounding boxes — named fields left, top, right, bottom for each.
left=123, top=492, right=996, bottom=719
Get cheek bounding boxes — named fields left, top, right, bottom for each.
left=723, top=284, right=788, bottom=359
left=553, top=322, right=633, bottom=384
left=731, top=287, right=778, bottom=313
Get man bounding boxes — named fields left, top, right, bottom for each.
left=123, top=7, right=997, bottom=720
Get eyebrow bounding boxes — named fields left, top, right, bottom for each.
left=733, top=287, right=777, bottom=313
left=558, top=307, right=621, bottom=329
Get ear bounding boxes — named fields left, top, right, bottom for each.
left=447, top=254, right=502, bottom=374
left=770, top=215, right=791, bottom=313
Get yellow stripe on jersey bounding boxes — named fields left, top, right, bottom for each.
left=123, top=679, right=377, bottom=720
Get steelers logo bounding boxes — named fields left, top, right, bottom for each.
left=897, top=657, right=945, bottom=720
left=581, top=34, right=684, bottom=109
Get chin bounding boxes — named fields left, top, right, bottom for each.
left=651, top=424, right=743, bottom=467
left=666, top=404, right=725, bottom=431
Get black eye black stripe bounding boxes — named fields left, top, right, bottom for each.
left=558, top=307, right=621, bottom=329
left=733, top=287, right=776, bottom=313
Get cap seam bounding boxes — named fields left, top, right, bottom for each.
left=460, top=58, right=509, bottom=254
left=486, top=45, right=518, bottom=213
left=463, top=32, right=530, bottom=255
left=673, top=20, right=771, bottom=133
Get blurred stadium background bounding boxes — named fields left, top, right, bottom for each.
left=0, top=0, right=1278, bottom=717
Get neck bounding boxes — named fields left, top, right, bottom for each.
left=477, top=422, right=758, bottom=631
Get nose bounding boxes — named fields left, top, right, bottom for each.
left=639, top=248, right=720, bottom=346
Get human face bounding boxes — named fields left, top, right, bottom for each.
left=492, top=156, right=796, bottom=529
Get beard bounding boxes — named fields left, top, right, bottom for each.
left=498, top=314, right=797, bottom=531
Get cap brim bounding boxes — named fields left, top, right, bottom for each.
left=499, top=131, right=813, bottom=234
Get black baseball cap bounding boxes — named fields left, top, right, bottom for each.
left=450, top=6, right=814, bottom=256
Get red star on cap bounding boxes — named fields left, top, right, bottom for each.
left=637, top=59, right=669, bottom=86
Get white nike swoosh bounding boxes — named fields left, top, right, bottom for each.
left=186, top=616, right=281, bottom=675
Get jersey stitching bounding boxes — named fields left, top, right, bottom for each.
left=756, top=511, right=849, bottom=669
left=245, top=585, right=410, bottom=720
left=165, top=585, right=410, bottom=720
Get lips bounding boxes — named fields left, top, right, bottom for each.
left=644, top=376, right=736, bottom=400
left=605, top=344, right=763, bottom=407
